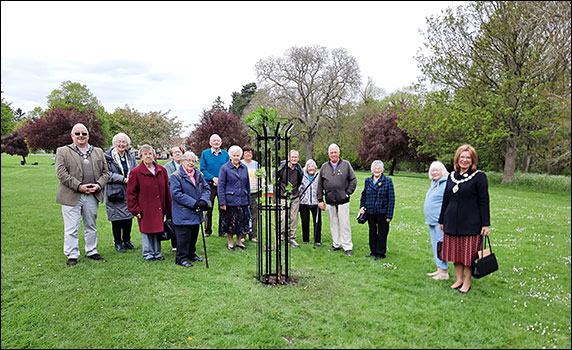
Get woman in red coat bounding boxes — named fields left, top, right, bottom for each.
left=127, top=145, right=172, bottom=261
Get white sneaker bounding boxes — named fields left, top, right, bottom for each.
left=171, top=248, right=177, bottom=252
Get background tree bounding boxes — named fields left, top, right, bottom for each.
left=46, top=80, right=112, bottom=146
left=255, top=45, right=362, bottom=160
left=357, top=108, right=432, bottom=176
left=1, top=95, right=15, bottom=136
left=229, top=82, right=257, bottom=118
left=186, top=107, right=248, bottom=154
left=107, top=105, right=183, bottom=152
left=20, top=106, right=104, bottom=153
left=415, top=1, right=571, bottom=182
left=1, top=131, right=29, bottom=164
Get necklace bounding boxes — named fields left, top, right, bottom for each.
left=450, top=170, right=480, bottom=193
left=68, top=145, right=93, bottom=165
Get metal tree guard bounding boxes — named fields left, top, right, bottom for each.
left=250, top=122, right=294, bottom=285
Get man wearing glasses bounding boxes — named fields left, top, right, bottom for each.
left=55, top=123, right=109, bottom=266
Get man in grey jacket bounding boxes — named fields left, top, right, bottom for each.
left=317, top=144, right=357, bottom=256
left=55, top=123, right=109, bottom=266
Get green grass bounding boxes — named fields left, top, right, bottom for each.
left=1, top=154, right=571, bottom=349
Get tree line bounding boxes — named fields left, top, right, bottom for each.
left=2, top=1, right=570, bottom=178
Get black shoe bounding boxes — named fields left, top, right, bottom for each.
left=375, top=255, right=385, bottom=260
left=236, top=244, right=247, bottom=250
left=190, top=256, right=203, bottom=262
left=155, top=256, right=165, bottom=261
left=67, top=258, right=78, bottom=266
left=345, top=250, right=353, bottom=256
left=329, top=246, right=342, bottom=251
left=87, top=253, right=105, bottom=261
left=144, top=257, right=156, bottom=262
left=459, top=286, right=471, bottom=294
left=176, top=260, right=194, bottom=267
left=115, top=243, right=126, bottom=253
left=365, top=253, right=374, bottom=258
left=227, top=245, right=235, bottom=251
left=123, top=241, right=137, bottom=250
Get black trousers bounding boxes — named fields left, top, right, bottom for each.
left=204, top=183, right=221, bottom=235
left=111, top=219, right=132, bottom=244
left=367, top=213, right=390, bottom=257
left=174, top=224, right=200, bottom=264
left=299, top=205, right=322, bottom=244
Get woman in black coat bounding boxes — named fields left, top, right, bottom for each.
left=439, top=144, right=490, bottom=295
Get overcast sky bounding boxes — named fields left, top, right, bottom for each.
left=1, top=1, right=457, bottom=135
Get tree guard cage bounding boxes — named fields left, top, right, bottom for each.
left=249, top=122, right=294, bottom=285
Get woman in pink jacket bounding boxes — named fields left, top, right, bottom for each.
left=127, top=145, right=172, bottom=261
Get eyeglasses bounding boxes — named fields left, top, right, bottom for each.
left=74, top=132, right=88, bottom=136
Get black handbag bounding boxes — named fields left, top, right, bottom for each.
left=160, top=219, right=176, bottom=241
left=356, top=213, right=367, bottom=224
left=472, top=235, right=498, bottom=279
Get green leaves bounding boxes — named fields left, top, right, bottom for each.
left=245, top=106, right=288, bottom=136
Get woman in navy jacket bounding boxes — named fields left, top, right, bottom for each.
left=170, top=151, right=211, bottom=267
left=359, top=160, right=395, bottom=260
left=439, top=144, right=490, bottom=294
left=218, top=145, right=251, bottom=251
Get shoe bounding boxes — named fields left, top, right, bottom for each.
left=241, top=237, right=245, bottom=243
left=250, top=238, right=258, bottom=242
left=204, top=233, right=211, bottom=238
left=450, top=283, right=463, bottom=290
left=375, top=255, right=385, bottom=260
left=176, top=261, right=193, bottom=267
left=123, top=241, right=137, bottom=250
left=144, top=257, right=155, bottom=262
left=236, top=244, right=247, bottom=250
left=190, top=256, right=203, bottom=262
left=329, top=246, right=342, bottom=251
left=365, top=253, right=374, bottom=258
left=433, top=273, right=450, bottom=280
left=315, top=242, right=321, bottom=246
left=115, top=243, right=126, bottom=253
left=302, top=241, right=309, bottom=244
left=155, top=256, right=165, bottom=261
left=345, top=250, right=353, bottom=256
left=171, top=248, right=177, bottom=252
left=459, top=286, right=471, bottom=294
left=87, top=253, right=105, bottom=261
left=227, top=245, right=235, bottom=251
left=427, top=271, right=440, bottom=276
left=67, top=258, right=78, bottom=266
left=288, top=240, right=300, bottom=248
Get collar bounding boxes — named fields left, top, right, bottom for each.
left=210, top=148, right=222, bottom=155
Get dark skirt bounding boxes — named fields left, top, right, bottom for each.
left=220, top=205, right=250, bottom=236
left=442, top=233, right=482, bottom=267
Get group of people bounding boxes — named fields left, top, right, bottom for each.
left=56, top=124, right=491, bottom=294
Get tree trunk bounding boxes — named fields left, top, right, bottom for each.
left=502, top=142, right=517, bottom=184
left=305, top=132, right=315, bottom=161
left=389, top=158, right=397, bottom=176
left=523, top=154, right=532, bottom=173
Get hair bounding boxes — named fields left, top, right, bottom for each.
left=210, top=134, right=222, bottom=143
left=428, top=161, right=448, bottom=179
left=289, top=149, right=299, bottom=158
left=304, top=159, right=317, bottom=171
left=371, top=160, right=384, bottom=173
left=453, top=144, right=478, bottom=172
left=182, top=151, right=197, bottom=162
left=112, top=132, right=131, bottom=147
left=71, top=123, right=88, bottom=134
left=139, top=144, right=155, bottom=155
left=228, top=145, right=243, bottom=157
left=170, top=145, right=184, bottom=154
left=328, top=143, right=340, bottom=153
left=243, top=145, right=254, bottom=153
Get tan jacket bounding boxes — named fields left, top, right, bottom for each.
left=55, top=144, right=109, bottom=206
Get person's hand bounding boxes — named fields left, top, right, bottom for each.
left=136, top=213, right=142, bottom=219
left=80, top=184, right=91, bottom=194
left=386, top=218, right=392, bottom=223
left=123, top=177, right=128, bottom=184
left=197, top=200, right=209, bottom=210
left=213, top=177, right=219, bottom=186
left=220, top=205, right=227, bottom=211
left=481, top=226, right=490, bottom=236
left=359, top=207, right=366, bottom=215
left=318, top=202, right=325, bottom=211
left=439, top=224, right=444, bottom=232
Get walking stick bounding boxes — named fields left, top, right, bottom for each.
left=313, top=207, right=319, bottom=249
left=198, top=208, right=209, bottom=269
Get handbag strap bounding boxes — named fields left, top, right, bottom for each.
left=481, top=234, right=493, bottom=253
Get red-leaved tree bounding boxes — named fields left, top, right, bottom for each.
left=1, top=130, right=29, bottom=164
left=186, top=108, right=248, bottom=154
left=20, top=106, right=104, bottom=153
left=357, top=108, right=432, bottom=175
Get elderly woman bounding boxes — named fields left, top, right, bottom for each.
left=299, top=159, right=322, bottom=246
left=424, top=161, right=449, bottom=280
left=439, top=144, right=490, bottom=294
left=170, top=151, right=211, bottom=267
left=359, top=160, right=395, bottom=260
left=127, top=145, right=172, bottom=261
left=104, top=132, right=139, bottom=253
left=218, top=145, right=251, bottom=251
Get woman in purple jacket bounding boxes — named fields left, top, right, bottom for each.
left=218, top=145, right=251, bottom=251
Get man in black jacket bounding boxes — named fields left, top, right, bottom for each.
left=317, top=144, right=357, bottom=256
left=277, top=150, right=303, bottom=247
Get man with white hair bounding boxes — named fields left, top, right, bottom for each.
left=317, top=143, right=357, bottom=256
left=55, top=123, right=109, bottom=266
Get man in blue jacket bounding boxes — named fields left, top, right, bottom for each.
left=200, top=134, right=229, bottom=237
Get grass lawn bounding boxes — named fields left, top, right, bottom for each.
left=1, top=154, right=570, bottom=349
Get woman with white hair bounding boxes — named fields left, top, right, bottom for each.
left=359, top=160, right=395, bottom=260
left=299, top=159, right=322, bottom=245
left=218, top=145, right=251, bottom=251
left=424, top=161, right=449, bottom=280
left=104, top=132, right=139, bottom=253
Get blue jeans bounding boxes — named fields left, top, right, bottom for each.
left=429, top=225, right=448, bottom=270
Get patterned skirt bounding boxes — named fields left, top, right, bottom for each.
left=442, top=233, right=482, bottom=267
left=220, top=205, right=250, bottom=236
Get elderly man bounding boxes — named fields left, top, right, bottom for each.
left=277, top=150, right=303, bottom=247
left=199, top=134, right=229, bottom=237
left=317, top=143, right=357, bottom=256
left=55, top=123, right=109, bottom=266
left=164, top=145, right=184, bottom=177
